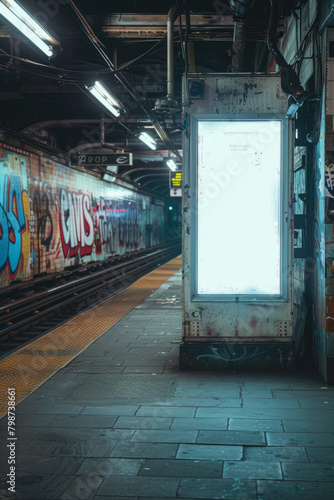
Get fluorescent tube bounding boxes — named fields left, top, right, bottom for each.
left=85, top=81, right=122, bottom=118
left=0, top=0, right=58, bottom=57
left=138, top=132, right=157, bottom=150
left=166, top=159, right=177, bottom=171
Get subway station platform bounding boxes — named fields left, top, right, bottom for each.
left=1, top=257, right=334, bottom=500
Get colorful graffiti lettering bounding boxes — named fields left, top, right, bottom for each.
left=59, top=188, right=94, bottom=258
left=0, top=145, right=165, bottom=289
left=0, top=160, right=28, bottom=279
left=92, top=197, right=114, bottom=255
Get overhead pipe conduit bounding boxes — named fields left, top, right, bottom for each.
left=230, top=0, right=253, bottom=72
left=64, top=1, right=181, bottom=161
left=267, top=0, right=304, bottom=97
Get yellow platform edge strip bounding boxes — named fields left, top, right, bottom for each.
left=0, top=256, right=181, bottom=416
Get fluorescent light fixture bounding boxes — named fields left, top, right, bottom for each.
left=0, top=0, right=58, bottom=57
left=138, top=132, right=157, bottom=150
left=85, top=81, right=122, bottom=118
left=166, top=159, right=177, bottom=171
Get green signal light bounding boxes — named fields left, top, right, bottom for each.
left=168, top=206, right=173, bottom=210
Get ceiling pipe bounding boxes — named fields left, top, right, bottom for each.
left=64, top=1, right=181, bottom=161
left=167, top=5, right=179, bottom=100
left=231, top=21, right=246, bottom=72
left=230, top=0, right=253, bottom=72
left=267, top=0, right=304, bottom=97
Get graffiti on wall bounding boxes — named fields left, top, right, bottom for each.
left=0, top=145, right=165, bottom=289
left=59, top=188, right=94, bottom=259
left=325, top=163, right=334, bottom=222
left=0, top=155, right=30, bottom=280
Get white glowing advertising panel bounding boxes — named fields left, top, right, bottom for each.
left=197, top=120, right=281, bottom=296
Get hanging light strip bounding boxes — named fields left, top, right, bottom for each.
left=0, top=0, right=59, bottom=57
left=85, top=81, right=122, bottom=118
left=166, top=159, right=177, bottom=171
left=138, top=131, right=157, bottom=150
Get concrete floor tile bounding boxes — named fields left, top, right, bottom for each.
left=176, top=444, right=242, bottom=461
left=197, top=430, right=266, bottom=446
left=242, top=390, right=273, bottom=398
left=81, top=405, right=139, bottom=416
left=47, top=438, right=117, bottom=458
left=138, top=458, right=222, bottom=478
left=113, top=416, right=172, bottom=429
left=97, top=475, right=180, bottom=497
left=177, top=478, right=257, bottom=499
left=244, top=446, right=308, bottom=462
left=131, top=429, right=197, bottom=443
left=224, top=460, right=282, bottom=479
left=298, top=398, right=334, bottom=409
left=228, top=418, right=283, bottom=432
left=71, top=366, right=125, bottom=374
left=257, top=480, right=334, bottom=499
left=306, top=446, right=334, bottom=462
left=122, top=367, right=164, bottom=374
left=15, top=414, right=57, bottom=427
left=267, top=432, right=334, bottom=447
left=15, top=456, right=83, bottom=476
left=273, top=389, right=334, bottom=398
left=51, top=414, right=117, bottom=428
left=110, top=442, right=178, bottom=459
left=282, top=418, right=333, bottom=432
left=282, top=462, right=334, bottom=481
left=171, top=417, right=228, bottom=430
left=137, top=406, right=196, bottom=417
left=76, top=458, right=143, bottom=476
left=174, top=388, right=240, bottom=398
left=0, top=474, right=103, bottom=500
left=242, top=398, right=300, bottom=409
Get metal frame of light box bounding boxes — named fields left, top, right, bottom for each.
left=188, top=113, right=290, bottom=303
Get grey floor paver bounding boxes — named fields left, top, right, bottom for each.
left=257, top=480, right=334, bottom=499
left=131, top=429, right=198, bottom=443
left=138, top=458, right=223, bottom=477
left=110, top=442, right=179, bottom=459
left=177, top=478, right=257, bottom=499
left=244, top=446, right=308, bottom=462
left=267, top=432, right=334, bottom=447
left=176, top=444, right=242, bottom=461
left=1, top=269, right=334, bottom=500
left=197, top=430, right=266, bottom=446
left=224, top=460, right=283, bottom=479
left=306, top=446, right=334, bottom=462
left=76, top=458, right=143, bottom=476
left=282, top=462, right=334, bottom=481
left=171, top=417, right=228, bottom=430
left=228, top=418, right=283, bottom=432
left=96, top=476, right=180, bottom=497
left=113, top=416, right=173, bottom=429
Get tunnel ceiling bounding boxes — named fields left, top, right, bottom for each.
left=0, top=0, right=297, bottom=196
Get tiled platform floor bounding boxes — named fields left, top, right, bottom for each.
left=1, top=269, right=334, bottom=499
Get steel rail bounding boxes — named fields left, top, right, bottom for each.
left=0, top=242, right=180, bottom=342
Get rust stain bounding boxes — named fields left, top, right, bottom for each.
left=250, top=315, right=258, bottom=328
left=206, top=324, right=214, bottom=336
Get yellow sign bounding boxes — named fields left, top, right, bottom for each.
left=170, top=170, right=182, bottom=188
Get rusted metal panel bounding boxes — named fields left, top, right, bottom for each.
left=182, top=74, right=294, bottom=364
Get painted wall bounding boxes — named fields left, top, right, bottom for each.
left=0, top=144, right=165, bottom=289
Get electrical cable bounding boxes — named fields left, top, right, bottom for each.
left=63, top=0, right=181, bottom=160
left=267, top=0, right=304, bottom=97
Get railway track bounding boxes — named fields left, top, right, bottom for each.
left=0, top=241, right=181, bottom=358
